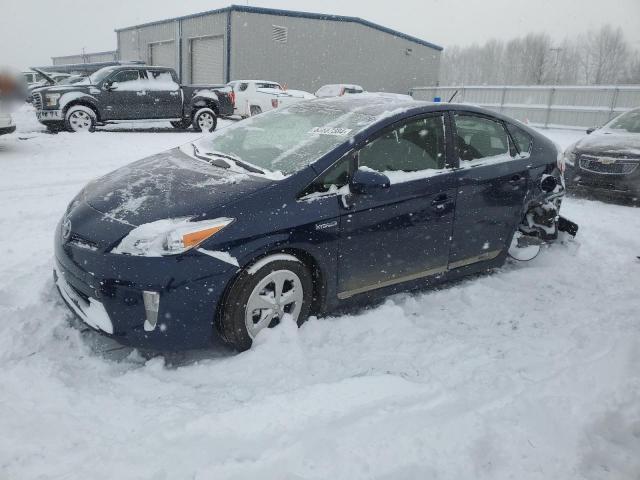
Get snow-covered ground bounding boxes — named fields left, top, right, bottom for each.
left=1, top=106, right=638, bottom=480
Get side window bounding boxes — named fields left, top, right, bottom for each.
left=454, top=114, right=510, bottom=162
left=111, top=70, right=140, bottom=84
left=299, top=156, right=351, bottom=198
left=506, top=123, right=533, bottom=156
left=146, top=70, right=179, bottom=90
left=358, top=115, right=446, bottom=173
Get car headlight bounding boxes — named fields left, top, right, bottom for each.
left=45, top=93, right=61, bottom=107
left=112, top=217, right=234, bottom=257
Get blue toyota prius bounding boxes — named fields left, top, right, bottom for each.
left=54, top=95, right=576, bottom=351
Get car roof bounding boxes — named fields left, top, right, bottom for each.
left=299, top=95, right=535, bottom=131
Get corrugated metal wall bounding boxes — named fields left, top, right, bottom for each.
left=117, top=21, right=178, bottom=70
left=410, top=85, right=640, bottom=129
left=52, top=51, right=118, bottom=65
left=230, top=11, right=440, bottom=93
left=180, top=12, right=228, bottom=84
left=116, top=9, right=440, bottom=91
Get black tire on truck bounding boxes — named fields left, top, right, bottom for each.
left=250, top=106, right=262, bottom=116
left=192, top=108, right=218, bottom=133
left=64, top=105, right=97, bottom=133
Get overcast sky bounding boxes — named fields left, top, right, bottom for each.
left=2, top=0, right=639, bottom=69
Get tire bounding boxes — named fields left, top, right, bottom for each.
left=250, top=106, right=262, bottom=116
left=170, top=120, right=191, bottom=130
left=192, top=108, right=218, bottom=132
left=219, top=256, right=312, bottom=352
left=64, top=105, right=97, bottom=133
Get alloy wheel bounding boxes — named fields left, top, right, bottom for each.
left=244, top=269, right=304, bottom=338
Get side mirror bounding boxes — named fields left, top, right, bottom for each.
left=586, top=127, right=597, bottom=135
left=104, top=80, right=117, bottom=91
left=350, top=167, right=390, bottom=194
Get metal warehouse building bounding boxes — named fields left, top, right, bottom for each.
left=52, top=50, right=118, bottom=66
left=116, top=5, right=442, bottom=93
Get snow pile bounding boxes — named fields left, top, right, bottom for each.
left=0, top=109, right=639, bottom=479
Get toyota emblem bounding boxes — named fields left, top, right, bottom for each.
left=62, top=217, right=72, bottom=241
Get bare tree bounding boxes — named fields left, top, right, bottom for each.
left=439, top=24, right=636, bottom=86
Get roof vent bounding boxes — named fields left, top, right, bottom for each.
left=272, top=25, right=288, bottom=44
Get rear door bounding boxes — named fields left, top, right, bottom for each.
left=337, top=113, right=457, bottom=299
left=448, top=111, right=530, bottom=269
left=145, top=68, right=182, bottom=119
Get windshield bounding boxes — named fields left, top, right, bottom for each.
left=89, top=67, right=118, bottom=85
left=605, top=110, right=640, bottom=134
left=193, top=102, right=379, bottom=176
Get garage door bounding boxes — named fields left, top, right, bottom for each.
left=191, top=36, right=224, bottom=84
left=149, top=41, right=175, bottom=69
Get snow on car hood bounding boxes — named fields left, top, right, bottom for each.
left=83, top=147, right=273, bottom=227
left=574, top=130, right=640, bottom=157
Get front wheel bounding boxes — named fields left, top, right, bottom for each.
left=192, top=108, right=217, bottom=132
left=64, top=105, right=97, bottom=133
left=218, top=256, right=312, bottom=352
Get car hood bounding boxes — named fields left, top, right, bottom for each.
left=574, top=130, right=640, bottom=157
left=83, top=147, right=273, bottom=227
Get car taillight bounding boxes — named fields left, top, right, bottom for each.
left=229, top=91, right=236, bottom=106
left=271, top=99, right=279, bottom=108
left=340, top=87, right=345, bottom=96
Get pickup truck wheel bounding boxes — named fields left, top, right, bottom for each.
left=192, top=108, right=217, bottom=133
left=170, top=120, right=191, bottom=130
left=65, top=105, right=96, bottom=133
left=250, top=106, right=262, bottom=116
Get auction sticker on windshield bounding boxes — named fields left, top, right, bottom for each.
left=309, top=127, right=353, bottom=136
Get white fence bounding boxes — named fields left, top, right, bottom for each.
left=410, top=85, right=640, bottom=129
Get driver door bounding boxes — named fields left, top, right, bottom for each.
left=101, top=69, right=153, bottom=120
left=337, top=114, right=457, bottom=299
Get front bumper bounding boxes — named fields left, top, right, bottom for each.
left=54, top=219, right=238, bottom=350
left=566, top=161, right=640, bottom=200
left=36, top=109, right=63, bottom=122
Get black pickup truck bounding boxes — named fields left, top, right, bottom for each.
left=31, top=65, right=234, bottom=133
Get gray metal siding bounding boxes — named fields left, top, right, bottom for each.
left=181, top=12, right=228, bottom=84
left=117, top=21, right=177, bottom=67
left=52, top=51, right=118, bottom=65
left=149, top=41, right=176, bottom=69
left=410, top=85, right=640, bottom=129
left=190, top=36, right=225, bottom=83
left=229, top=11, right=440, bottom=93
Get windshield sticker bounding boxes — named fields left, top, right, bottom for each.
left=309, top=127, right=353, bottom=136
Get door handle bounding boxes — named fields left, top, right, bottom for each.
left=509, top=174, right=525, bottom=184
left=136, top=91, right=147, bottom=96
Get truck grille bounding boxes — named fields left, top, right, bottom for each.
left=32, top=92, right=43, bottom=110
left=579, top=155, right=639, bottom=175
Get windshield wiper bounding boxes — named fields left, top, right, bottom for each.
left=205, top=150, right=266, bottom=175
left=191, top=144, right=231, bottom=169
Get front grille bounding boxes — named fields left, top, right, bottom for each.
left=32, top=93, right=43, bottom=110
left=579, top=155, right=639, bottom=175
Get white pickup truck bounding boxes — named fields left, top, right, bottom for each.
left=226, top=80, right=314, bottom=117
